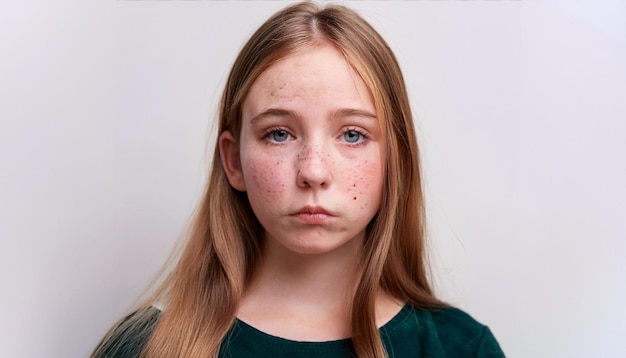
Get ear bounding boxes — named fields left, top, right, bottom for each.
left=219, top=130, right=246, bottom=191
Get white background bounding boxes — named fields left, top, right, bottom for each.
left=1, top=1, right=625, bottom=357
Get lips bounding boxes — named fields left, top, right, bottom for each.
left=291, top=206, right=335, bottom=224
left=293, top=206, right=333, bottom=216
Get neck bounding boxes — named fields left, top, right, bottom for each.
left=237, top=236, right=362, bottom=339
left=252, top=237, right=361, bottom=310
left=266, top=242, right=359, bottom=301
left=237, top=235, right=405, bottom=341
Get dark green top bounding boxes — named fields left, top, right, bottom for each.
left=100, top=305, right=505, bottom=357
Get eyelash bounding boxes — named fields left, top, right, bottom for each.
left=342, top=126, right=370, bottom=146
left=262, top=127, right=293, bottom=144
left=261, top=126, right=371, bottom=145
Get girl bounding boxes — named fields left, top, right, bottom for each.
left=93, top=2, right=504, bottom=357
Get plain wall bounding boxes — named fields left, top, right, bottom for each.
left=1, top=1, right=625, bottom=357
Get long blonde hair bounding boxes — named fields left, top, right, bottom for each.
left=93, top=2, right=444, bottom=358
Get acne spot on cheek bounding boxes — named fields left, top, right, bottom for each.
left=353, top=197, right=357, bottom=200
left=253, top=173, right=274, bottom=194
left=249, top=160, right=284, bottom=195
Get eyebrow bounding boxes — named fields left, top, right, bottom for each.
left=249, top=108, right=294, bottom=124
left=249, top=107, right=377, bottom=124
left=332, top=108, right=377, bottom=121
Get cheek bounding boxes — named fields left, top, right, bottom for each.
left=243, top=156, right=287, bottom=198
left=343, top=158, right=384, bottom=209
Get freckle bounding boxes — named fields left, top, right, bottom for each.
left=352, top=183, right=356, bottom=187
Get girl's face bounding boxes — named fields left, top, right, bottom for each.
left=221, top=42, right=384, bottom=256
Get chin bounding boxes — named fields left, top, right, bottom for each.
left=280, top=235, right=363, bottom=257
left=289, top=244, right=342, bottom=256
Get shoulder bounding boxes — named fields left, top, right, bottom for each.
left=93, top=307, right=161, bottom=358
left=426, top=306, right=505, bottom=357
left=429, top=307, right=486, bottom=335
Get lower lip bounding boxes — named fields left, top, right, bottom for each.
left=293, top=213, right=333, bottom=225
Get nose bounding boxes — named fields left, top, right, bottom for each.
left=296, top=145, right=332, bottom=189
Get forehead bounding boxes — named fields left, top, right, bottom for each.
left=242, top=42, right=375, bottom=116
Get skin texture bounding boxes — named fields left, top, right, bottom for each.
left=220, top=42, right=400, bottom=340
left=222, top=42, right=383, bottom=257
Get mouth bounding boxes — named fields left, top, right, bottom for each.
left=291, top=206, right=335, bottom=224
left=293, top=206, right=334, bottom=216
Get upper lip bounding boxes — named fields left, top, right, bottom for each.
left=293, top=206, right=334, bottom=216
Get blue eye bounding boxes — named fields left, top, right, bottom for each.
left=343, top=130, right=362, bottom=143
left=270, top=130, right=290, bottom=142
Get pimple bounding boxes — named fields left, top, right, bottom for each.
left=249, top=160, right=284, bottom=195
